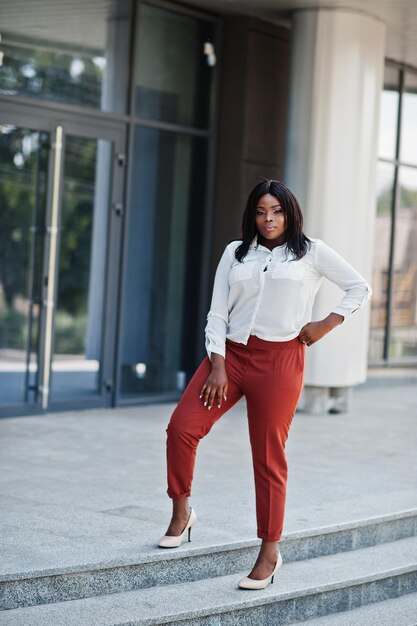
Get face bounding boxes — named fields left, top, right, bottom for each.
left=254, top=193, right=286, bottom=245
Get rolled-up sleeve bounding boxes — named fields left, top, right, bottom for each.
left=204, top=244, right=233, bottom=361
left=315, top=239, right=373, bottom=321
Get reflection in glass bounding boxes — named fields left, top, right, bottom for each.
left=0, top=41, right=104, bottom=108
left=369, top=162, right=395, bottom=361
left=400, top=72, right=417, bottom=166
left=134, top=3, right=215, bottom=128
left=389, top=166, right=417, bottom=359
left=120, top=126, right=207, bottom=397
left=51, top=136, right=112, bottom=400
left=377, top=65, right=399, bottom=161
left=0, top=126, right=48, bottom=405
left=0, top=0, right=132, bottom=112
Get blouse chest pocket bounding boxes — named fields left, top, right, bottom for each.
left=229, top=259, right=258, bottom=283
left=271, top=261, right=307, bottom=282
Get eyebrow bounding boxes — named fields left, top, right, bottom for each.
left=256, top=204, right=282, bottom=209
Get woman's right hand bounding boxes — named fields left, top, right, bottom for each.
left=199, top=354, right=228, bottom=410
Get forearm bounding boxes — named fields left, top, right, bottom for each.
left=210, top=352, right=226, bottom=370
left=321, top=312, right=345, bottom=331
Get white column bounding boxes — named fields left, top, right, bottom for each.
left=284, top=8, right=386, bottom=403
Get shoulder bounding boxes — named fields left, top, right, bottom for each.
left=214, top=239, right=242, bottom=265
left=308, top=237, right=342, bottom=255
left=306, top=237, right=348, bottom=268
left=224, top=239, right=243, bottom=255
left=301, top=236, right=320, bottom=260
left=305, top=237, right=337, bottom=255
left=301, top=237, right=337, bottom=266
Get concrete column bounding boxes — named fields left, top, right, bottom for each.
left=284, top=9, right=386, bottom=412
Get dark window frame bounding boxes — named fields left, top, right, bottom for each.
left=374, top=59, right=417, bottom=366
left=115, top=0, right=222, bottom=405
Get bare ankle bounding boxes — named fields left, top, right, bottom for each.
left=259, top=540, right=278, bottom=560
left=172, top=498, right=190, bottom=518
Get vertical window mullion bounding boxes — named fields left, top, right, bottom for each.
left=383, top=68, right=404, bottom=362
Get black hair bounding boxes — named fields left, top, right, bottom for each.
left=232, top=179, right=312, bottom=262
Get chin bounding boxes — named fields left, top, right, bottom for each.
left=264, top=232, right=282, bottom=239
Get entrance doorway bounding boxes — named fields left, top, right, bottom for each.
left=0, top=103, right=126, bottom=415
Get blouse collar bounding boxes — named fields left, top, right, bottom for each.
left=250, top=233, right=287, bottom=253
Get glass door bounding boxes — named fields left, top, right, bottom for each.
left=0, top=124, right=49, bottom=409
left=0, top=107, right=125, bottom=415
left=48, top=133, right=114, bottom=405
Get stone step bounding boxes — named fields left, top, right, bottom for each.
left=297, top=591, right=417, bottom=625
left=0, top=535, right=416, bottom=625
left=1, top=509, right=416, bottom=610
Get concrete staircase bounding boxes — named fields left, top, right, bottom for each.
left=1, top=509, right=417, bottom=625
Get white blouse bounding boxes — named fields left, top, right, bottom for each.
left=204, top=234, right=373, bottom=361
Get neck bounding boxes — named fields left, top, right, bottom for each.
left=257, top=235, right=286, bottom=250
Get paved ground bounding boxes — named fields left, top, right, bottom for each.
left=0, top=379, right=416, bottom=578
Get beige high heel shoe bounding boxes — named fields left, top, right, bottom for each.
left=158, top=506, right=197, bottom=548
left=238, top=549, right=283, bottom=589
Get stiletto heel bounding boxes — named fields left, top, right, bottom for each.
left=158, top=507, right=197, bottom=548
left=238, top=549, right=283, bottom=589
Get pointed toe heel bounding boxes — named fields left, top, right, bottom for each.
left=238, top=549, right=283, bottom=589
left=158, top=507, right=197, bottom=548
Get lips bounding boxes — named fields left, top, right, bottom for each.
left=264, top=226, right=275, bottom=231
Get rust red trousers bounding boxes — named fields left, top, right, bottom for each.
left=165, top=334, right=306, bottom=542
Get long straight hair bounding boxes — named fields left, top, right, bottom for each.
left=233, top=179, right=312, bottom=262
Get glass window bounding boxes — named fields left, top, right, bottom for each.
left=389, top=166, right=417, bottom=359
left=399, top=72, right=417, bottom=166
left=372, top=65, right=417, bottom=365
left=377, top=65, right=400, bottom=160
left=369, top=162, right=395, bottom=361
left=0, top=0, right=132, bottom=113
left=119, top=126, right=208, bottom=397
left=133, top=3, right=216, bottom=128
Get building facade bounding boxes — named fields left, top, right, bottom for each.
left=0, top=0, right=416, bottom=416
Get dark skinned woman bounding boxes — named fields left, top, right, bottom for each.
left=158, top=179, right=372, bottom=590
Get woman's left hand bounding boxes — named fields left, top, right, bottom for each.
left=298, top=314, right=344, bottom=346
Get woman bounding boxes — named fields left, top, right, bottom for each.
left=158, top=179, right=372, bottom=590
